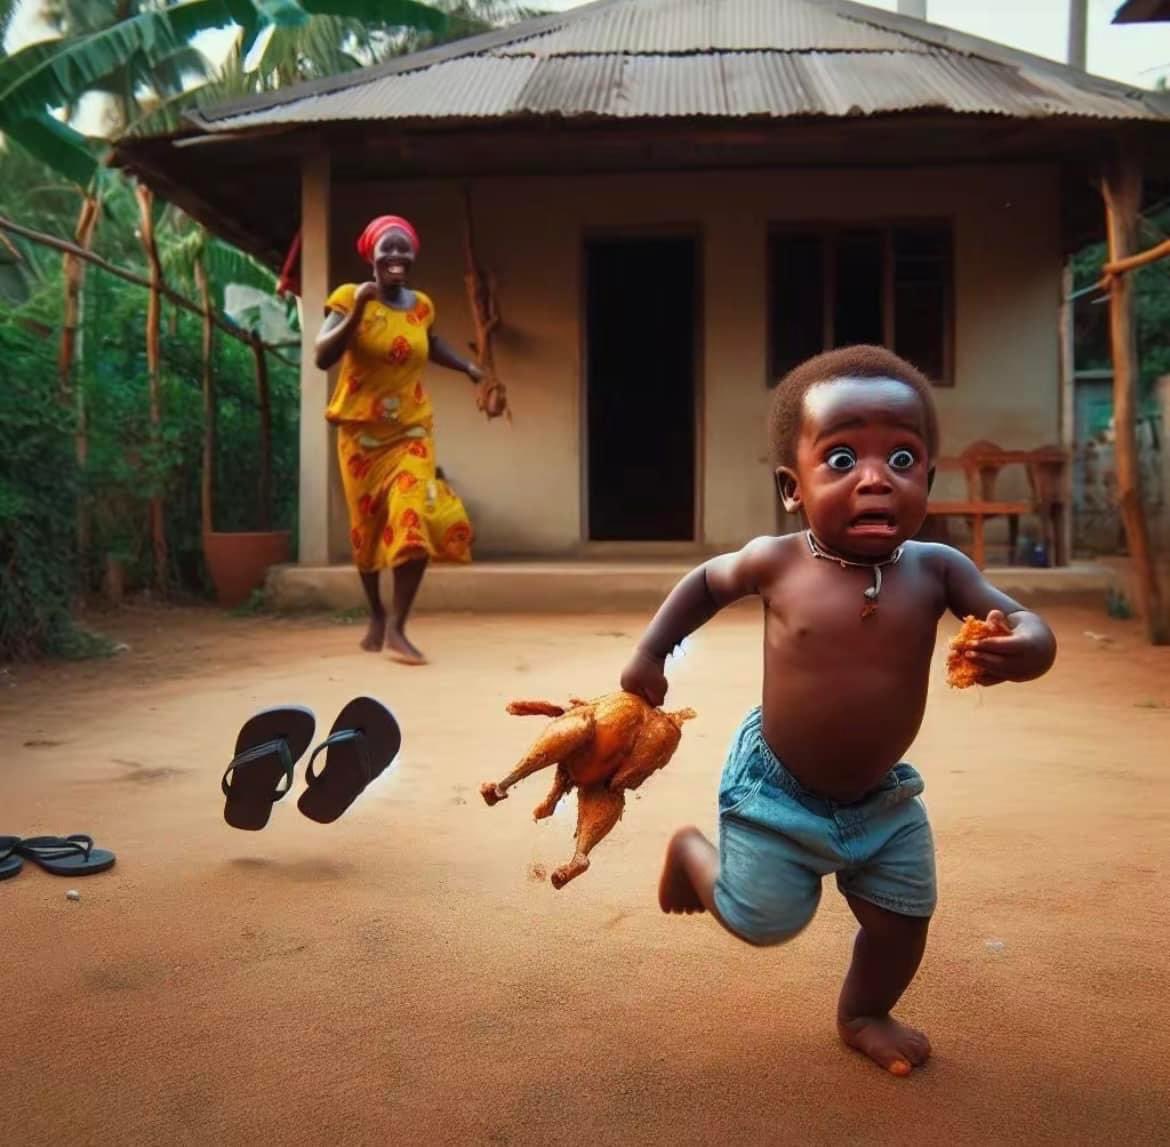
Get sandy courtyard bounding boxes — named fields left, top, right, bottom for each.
left=2, top=601, right=1169, bottom=1144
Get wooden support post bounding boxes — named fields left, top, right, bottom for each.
left=298, top=150, right=333, bottom=564
left=1157, top=375, right=1170, bottom=558
left=1058, top=261, right=1076, bottom=566
left=1102, top=148, right=1168, bottom=643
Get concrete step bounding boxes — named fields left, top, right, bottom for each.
left=266, top=560, right=1117, bottom=614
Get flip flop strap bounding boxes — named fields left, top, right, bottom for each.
left=305, top=728, right=372, bottom=788
left=19, top=834, right=93, bottom=861
left=221, top=738, right=295, bottom=801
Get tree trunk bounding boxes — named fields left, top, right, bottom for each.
left=195, top=249, right=216, bottom=536
left=1102, top=146, right=1168, bottom=644
left=251, top=334, right=273, bottom=532
left=135, top=183, right=168, bottom=595
left=60, top=194, right=100, bottom=576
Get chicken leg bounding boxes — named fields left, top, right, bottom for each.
left=479, top=710, right=593, bottom=806
left=550, top=784, right=626, bottom=889
left=532, top=764, right=573, bottom=820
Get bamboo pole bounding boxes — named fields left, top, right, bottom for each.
left=1102, top=148, right=1168, bottom=644
left=195, top=248, right=216, bottom=537
left=0, top=214, right=297, bottom=367
left=1103, top=238, right=1170, bottom=279
left=60, top=195, right=100, bottom=573
left=250, top=333, right=273, bottom=532
left=59, top=196, right=99, bottom=402
left=135, top=184, right=168, bottom=595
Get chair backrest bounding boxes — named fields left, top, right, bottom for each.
left=959, top=440, right=1004, bottom=500
left=1023, top=444, right=1064, bottom=505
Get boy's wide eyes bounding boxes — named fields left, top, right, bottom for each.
left=823, top=446, right=918, bottom=472
left=825, top=447, right=856, bottom=471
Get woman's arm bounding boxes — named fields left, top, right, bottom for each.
left=314, top=282, right=376, bottom=370
left=429, top=332, right=484, bottom=381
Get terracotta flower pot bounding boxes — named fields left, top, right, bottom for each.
left=203, top=530, right=291, bottom=607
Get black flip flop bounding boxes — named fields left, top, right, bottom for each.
left=297, top=697, right=401, bottom=824
left=222, top=706, right=316, bottom=831
left=0, top=836, right=22, bottom=881
left=17, top=834, right=115, bottom=875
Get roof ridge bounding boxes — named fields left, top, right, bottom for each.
left=187, top=0, right=1166, bottom=131
left=831, top=0, right=1151, bottom=99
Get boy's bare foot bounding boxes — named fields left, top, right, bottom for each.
left=838, top=1014, right=931, bottom=1077
left=658, top=827, right=709, bottom=914
left=385, top=627, right=427, bottom=666
left=361, top=614, right=387, bottom=652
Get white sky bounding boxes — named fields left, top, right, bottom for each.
left=7, top=0, right=1169, bottom=96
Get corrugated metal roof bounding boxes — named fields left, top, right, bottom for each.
left=492, top=0, right=927, bottom=55
left=193, top=0, right=1169, bottom=131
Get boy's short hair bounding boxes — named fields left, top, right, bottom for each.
left=769, top=345, right=940, bottom=470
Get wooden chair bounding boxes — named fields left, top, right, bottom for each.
left=925, top=441, right=1031, bottom=568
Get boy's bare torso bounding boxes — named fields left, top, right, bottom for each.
left=753, top=534, right=949, bottom=801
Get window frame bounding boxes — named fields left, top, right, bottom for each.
left=765, top=219, right=956, bottom=388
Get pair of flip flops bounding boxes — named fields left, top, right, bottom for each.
left=221, top=697, right=401, bottom=831
left=1, top=834, right=116, bottom=880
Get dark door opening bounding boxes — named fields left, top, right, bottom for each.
left=585, top=237, right=697, bottom=541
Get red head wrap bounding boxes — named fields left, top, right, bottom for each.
left=356, top=215, right=420, bottom=262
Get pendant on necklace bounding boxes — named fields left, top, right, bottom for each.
left=806, top=531, right=899, bottom=621
left=860, top=568, right=883, bottom=619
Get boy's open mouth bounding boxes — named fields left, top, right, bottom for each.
left=849, top=511, right=898, bottom=534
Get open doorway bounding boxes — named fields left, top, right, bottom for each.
left=584, top=236, right=698, bottom=541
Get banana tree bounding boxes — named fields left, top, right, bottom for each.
left=0, top=143, right=78, bottom=302
left=0, top=0, right=448, bottom=186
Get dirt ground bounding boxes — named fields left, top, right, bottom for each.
left=2, top=600, right=1169, bottom=1145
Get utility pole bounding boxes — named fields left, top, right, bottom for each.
left=1068, top=0, right=1088, bottom=69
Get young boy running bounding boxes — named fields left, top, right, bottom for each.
left=620, top=346, right=1057, bottom=1077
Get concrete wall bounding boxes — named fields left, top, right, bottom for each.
left=321, top=164, right=1062, bottom=560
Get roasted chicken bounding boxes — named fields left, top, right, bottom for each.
left=946, top=614, right=1011, bottom=688
left=480, top=691, right=696, bottom=889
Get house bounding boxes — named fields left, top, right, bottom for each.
left=114, top=0, right=1170, bottom=600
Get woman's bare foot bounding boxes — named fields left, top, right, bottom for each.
left=658, top=826, right=711, bottom=913
left=360, top=614, right=387, bottom=652
left=838, top=1014, right=931, bottom=1077
left=385, top=627, right=427, bottom=666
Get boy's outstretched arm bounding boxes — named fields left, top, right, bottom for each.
left=940, top=546, right=1057, bottom=684
left=620, top=538, right=778, bottom=705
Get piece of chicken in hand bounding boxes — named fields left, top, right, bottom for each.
left=480, top=691, right=696, bottom=889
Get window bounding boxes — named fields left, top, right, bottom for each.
left=768, top=223, right=954, bottom=385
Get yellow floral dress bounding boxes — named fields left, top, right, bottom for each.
left=325, top=283, right=473, bottom=572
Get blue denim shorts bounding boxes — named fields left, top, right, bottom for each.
left=713, top=708, right=937, bottom=946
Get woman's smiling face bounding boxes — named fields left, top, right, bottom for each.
left=371, top=227, right=416, bottom=289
